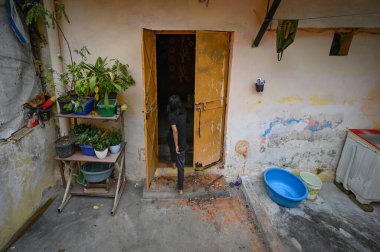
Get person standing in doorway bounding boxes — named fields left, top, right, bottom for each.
left=167, top=95, right=187, bottom=195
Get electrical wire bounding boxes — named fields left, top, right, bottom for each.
left=266, top=11, right=380, bottom=21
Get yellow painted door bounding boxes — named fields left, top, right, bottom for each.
left=142, top=29, right=158, bottom=188
left=194, top=31, right=230, bottom=168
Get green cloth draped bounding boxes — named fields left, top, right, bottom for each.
left=276, top=20, right=299, bottom=61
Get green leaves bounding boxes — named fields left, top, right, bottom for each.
left=75, top=126, right=109, bottom=151
left=89, top=76, right=97, bottom=94
left=104, top=92, right=109, bottom=110
left=112, top=83, right=122, bottom=91
left=24, top=3, right=49, bottom=26
left=108, top=130, right=122, bottom=146
left=23, top=1, right=69, bottom=30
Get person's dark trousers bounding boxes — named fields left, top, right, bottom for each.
left=176, top=151, right=185, bottom=190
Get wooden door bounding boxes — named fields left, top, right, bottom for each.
left=194, top=31, right=230, bottom=168
left=142, top=29, right=158, bottom=188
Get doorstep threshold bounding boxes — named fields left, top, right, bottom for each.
left=143, top=173, right=230, bottom=199
left=143, top=186, right=230, bottom=199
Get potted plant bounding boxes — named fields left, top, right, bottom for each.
left=55, top=135, right=76, bottom=158
left=108, top=130, right=122, bottom=154
left=71, top=97, right=95, bottom=115
left=69, top=124, right=91, bottom=137
left=75, top=127, right=102, bottom=156
left=94, top=137, right=109, bottom=159
left=82, top=57, right=135, bottom=115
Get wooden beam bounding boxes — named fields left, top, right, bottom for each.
left=252, top=0, right=282, bottom=48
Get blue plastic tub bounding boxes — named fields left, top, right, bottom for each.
left=81, top=163, right=114, bottom=183
left=73, top=98, right=94, bottom=115
left=79, top=144, right=95, bottom=156
left=264, top=168, right=308, bottom=207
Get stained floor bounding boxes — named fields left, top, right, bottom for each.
left=242, top=178, right=380, bottom=252
left=11, top=183, right=267, bottom=252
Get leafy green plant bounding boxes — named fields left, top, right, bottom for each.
left=69, top=124, right=90, bottom=137
left=81, top=57, right=135, bottom=107
left=23, top=0, right=135, bottom=103
left=63, top=102, right=73, bottom=112
left=108, top=130, right=122, bottom=146
left=94, top=138, right=109, bottom=151
left=72, top=99, right=86, bottom=113
left=23, top=0, right=72, bottom=63
left=75, top=128, right=103, bottom=146
left=46, top=47, right=91, bottom=99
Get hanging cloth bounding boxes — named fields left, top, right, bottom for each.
left=7, top=0, right=29, bottom=44
left=276, top=20, right=298, bottom=61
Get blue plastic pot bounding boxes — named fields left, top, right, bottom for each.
left=109, top=143, right=121, bottom=154
left=73, top=98, right=94, bottom=115
left=80, top=144, right=95, bottom=156
left=264, top=168, right=308, bottom=207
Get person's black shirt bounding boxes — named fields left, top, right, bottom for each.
left=168, top=111, right=187, bottom=152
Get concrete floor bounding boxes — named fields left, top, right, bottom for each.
left=242, top=177, right=380, bottom=252
left=11, top=183, right=267, bottom=252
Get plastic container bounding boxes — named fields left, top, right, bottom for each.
left=97, top=99, right=118, bottom=117
left=95, top=148, right=108, bottom=159
left=58, top=100, right=73, bottom=114
left=109, top=143, right=121, bottom=154
left=41, top=96, right=56, bottom=109
left=55, top=136, right=76, bottom=158
left=39, top=109, right=51, bottom=121
left=264, top=168, right=308, bottom=207
left=81, top=163, right=114, bottom=183
left=73, top=98, right=94, bottom=115
left=300, top=172, right=322, bottom=201
left=79, top=144, right=95, bottom=156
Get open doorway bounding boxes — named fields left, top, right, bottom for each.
left=156, top=34, right=195, bottom=168
left=143, top=29, right=231, bottom=188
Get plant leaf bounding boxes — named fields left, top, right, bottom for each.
left=113, top=83, right=122, bottom=91
left=89, top=76, right=96, bottom=93
left=105, top=92, right=109, bottom=110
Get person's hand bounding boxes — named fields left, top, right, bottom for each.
left=176, top=145, right=180, bottom=154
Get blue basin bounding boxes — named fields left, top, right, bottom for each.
left=81, top=163, right=114, bottom=183
left=264, top=168, right=308, bottom=207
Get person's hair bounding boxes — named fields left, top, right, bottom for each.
left=167, top=95, right=185, bottom=115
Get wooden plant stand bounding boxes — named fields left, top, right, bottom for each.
left=56, top=112, right=126, bottom=215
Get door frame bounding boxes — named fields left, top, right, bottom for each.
left=142, top=29, right=233, bottom=187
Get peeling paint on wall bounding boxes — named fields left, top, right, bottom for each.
left=277, top=96, right=304, bottom=104
left=310, top=95, right=332, bottom=105
left=261, top=118, right=302, bottom=139
left=261, top=115, right=343, bottom=143
left=254, top=115, right=346, bottom=181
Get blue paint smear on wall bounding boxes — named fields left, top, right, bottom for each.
left=307, top=121, right=333, bottom=132
left=262, top=117, right=340, bottom=138
left=262, top=117, right=302, bottom=137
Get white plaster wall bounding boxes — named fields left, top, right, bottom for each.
left=59, top=0, right=380, bottom=181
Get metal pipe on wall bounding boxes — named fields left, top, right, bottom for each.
left=42, top=0, right=70, bottom=135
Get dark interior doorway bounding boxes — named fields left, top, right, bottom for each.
left=156, top=34, right=195, bottom=168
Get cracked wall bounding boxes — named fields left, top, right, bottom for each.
left=59, top=0, right=380, bottom=181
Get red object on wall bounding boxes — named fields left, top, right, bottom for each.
left=41, top=96, right=56, bottom=109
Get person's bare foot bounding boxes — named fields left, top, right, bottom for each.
left=178, top=190, right=183, bottom=195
